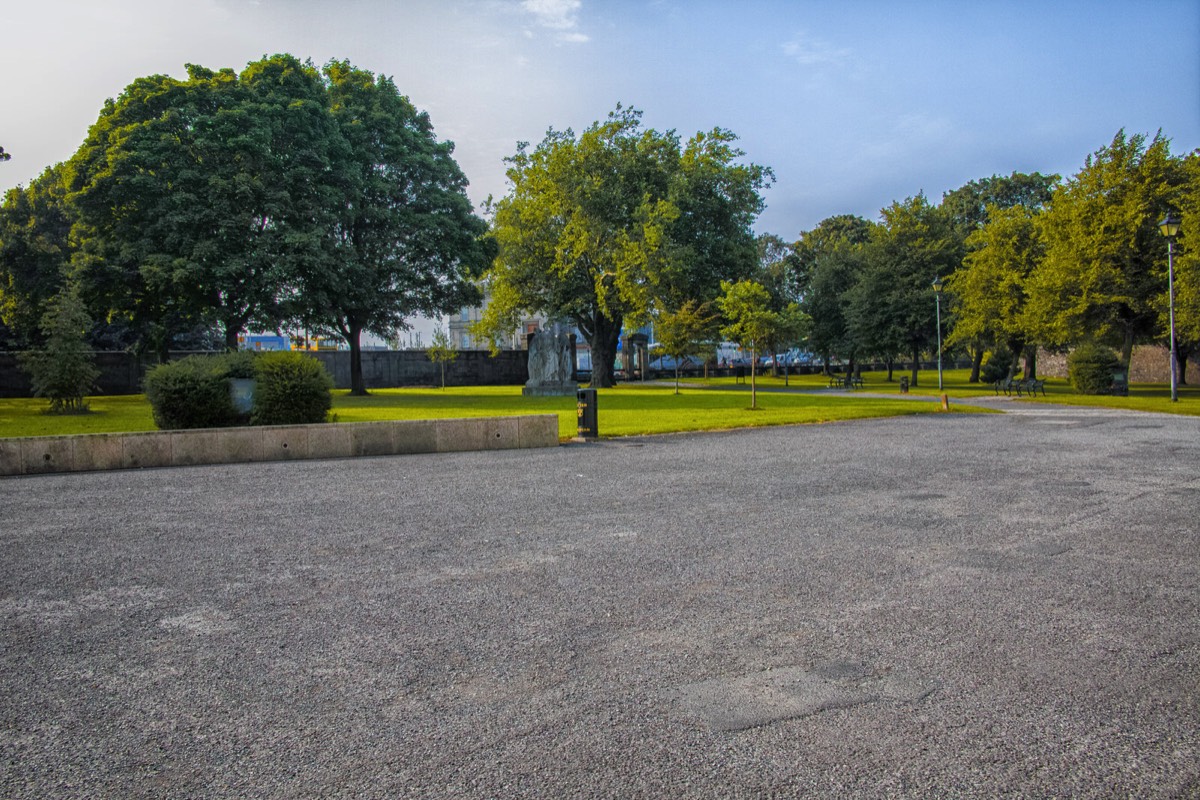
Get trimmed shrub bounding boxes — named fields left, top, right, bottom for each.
left=144, top=353, right=251, bottom=429
left=980, top=347, right=1014, bottom=384
left=1067, top=343, right=1122, bottom=395
left=251, top=351, right=333, bottom=426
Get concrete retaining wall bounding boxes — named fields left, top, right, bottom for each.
left=0, top=415, right=559, bottom=478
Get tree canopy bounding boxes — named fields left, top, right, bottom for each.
left=1, top=55, right=486, bottom=389
left=479, top=105, right=770, bottom=387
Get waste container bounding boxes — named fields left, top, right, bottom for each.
left=899, top=376, right=909, bottom=394
left=576, top=388, right=598, bottom=439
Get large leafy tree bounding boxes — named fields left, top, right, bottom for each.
left=1162, top=150, right=1199, bottom=383
left=1026, top=130, right=1186, bottom=367
left=940, top=172, right=1058, bottom=234
left=944, top=205, right=1044, bottom=379
left=0, top=164, right=73, bottom=347
left=67, top=56, right=338, bottom=359
left=306, top=61, right=487, bottom=395
left=848, top=195, right=962, bottom=386
left=793, top=215, right=874, bottom=372
left=480, top=106, right=769, bottom=388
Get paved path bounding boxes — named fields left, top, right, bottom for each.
left=2, top=406, right=1198, bottom=798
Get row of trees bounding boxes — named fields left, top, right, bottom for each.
left=769, top=132, right=1198, bottom=386
left=1, top=55, right=488, bottom=394
left=4, top=57, right=1195, bottom=396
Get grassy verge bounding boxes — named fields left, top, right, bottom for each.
left=0, top=384, right=960, bottom=440
left=687, top=368, right=1200, bottom=416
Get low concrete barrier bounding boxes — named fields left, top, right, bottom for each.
left=0, top=415, right=560, bottom=477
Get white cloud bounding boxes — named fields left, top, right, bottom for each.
left=781, top=31, right=850, bottom=67
left=520, top=0, right=589, bottom=42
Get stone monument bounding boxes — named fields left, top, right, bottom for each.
left=522, top=323, right=578, bottom=397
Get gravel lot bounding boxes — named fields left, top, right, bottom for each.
left=2, top=403, right=1198, bottom=798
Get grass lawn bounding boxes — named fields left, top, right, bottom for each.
left=0, top=383, right=961, bottom=441
left=693, top=367, right=1200, bottom=417
left=4, top=366, right=1194, bottom=441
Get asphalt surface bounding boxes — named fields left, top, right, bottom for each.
left=2, top=402, right=1198, bottom=798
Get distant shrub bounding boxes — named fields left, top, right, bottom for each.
left=144, top=353, right=250, bottom=429
left=250, top=351, right=333, bottom=426
left=1068, top=343, right=1122, bottom=395
left=980, top=347, right=1014, bottom=384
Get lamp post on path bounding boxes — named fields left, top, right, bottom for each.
left=932, top=275, right=944, bottom=392
left=1159, top=211, right=1181, bottom=402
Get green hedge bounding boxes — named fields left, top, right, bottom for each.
left=144, top=350, right=331, bottom=430
left=250, top=351, right=333, bottom=426
left=144, top=352, right=255, bottom=429
left=1067, top=343, right=1122, bottom=395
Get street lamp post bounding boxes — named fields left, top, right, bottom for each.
left=1159, top=211, right=1182, bottom=402
left=932, top=275, right=944, bottom=392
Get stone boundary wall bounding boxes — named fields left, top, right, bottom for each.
left=0, top=415, right=559, bottom=478
left=1037, top=345, right=1200, bottom=383
left=0, top=349, right=529, bottom=398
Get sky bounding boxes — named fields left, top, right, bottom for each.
left=2, top=0, right=1198, bottom=336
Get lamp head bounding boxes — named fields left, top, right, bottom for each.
left=932, top=276, right=944, bottom=293
left=1159, top=211, right=1182, bottom=239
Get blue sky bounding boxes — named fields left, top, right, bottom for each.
left=2, top=0, right=1197, bottom=239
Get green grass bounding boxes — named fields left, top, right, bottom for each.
left=3, top=367, right=1194, bottom=441
left=687, top=367, right=1200, bottom=416
left=0, top=384, right=959, bottom=440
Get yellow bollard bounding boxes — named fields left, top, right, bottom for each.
left=940, top=393, right=950, bottom=411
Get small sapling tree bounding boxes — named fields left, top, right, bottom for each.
left=426, top=326, right=458, bottom=389
left=18, top=286, right=100, bottom=414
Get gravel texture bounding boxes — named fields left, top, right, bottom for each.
left=2, top=402, right=1198, bottom=798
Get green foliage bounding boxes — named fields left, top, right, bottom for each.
left=425, top=327, right=458, bottom=389
left=143, top=353, right=248, bottom=429
left=1067, top=343, right=1122, bottom=395
left=847, top=195, right=961, bottom=384
left=308, top=61, right=487, bottom=395
left=1028, top=131, right=1186, bottom=365
left=479, top=105, right=770, bottom=388
left=250, top=351, right=333, bottom=425
left=17, top=287, right=100, bottom=414
left=654, top=299, right=719, bottom=393
left=980, top=346, right=1015, bottom=383
left=0, top=165, right=73, bottom=347
left=945, top=204, right=1043, bottom=356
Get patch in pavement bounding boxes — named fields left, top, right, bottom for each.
left=673, top=663, right=939, bottom=732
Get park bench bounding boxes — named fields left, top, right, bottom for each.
left=828, top=374, right=864, bottom=389
left=995, top=377, right=1046, bottom=397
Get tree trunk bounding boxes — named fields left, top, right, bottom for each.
left=1023, top=345, right=1037, bottom=380
left=348, top=323, right=367, bottom=396
left=1177, top=343, right=1192, bottom=385
left=910, top=345, right=920, bottom=387
left=1120, top=328, right=1135, bottom=372
left=969, top=347, right=983, bottom=383
left=750, top=345, right=757, bottom=409
left=584, top=312, right=622, bottom=388
left=886, top=357, right=894, bottom=382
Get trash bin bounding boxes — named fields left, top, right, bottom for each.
left=899, top=376, right=909, bottom=394
left=576, top=388, right=598, bottom=439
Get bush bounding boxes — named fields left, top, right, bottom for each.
left=251, top=351, right=333, bottom=426
left=980, top=347, right=1014, bottom=384
left=144, top=353, right=250, bottom=429
left=1067, top=343, right=1122, bottom=395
